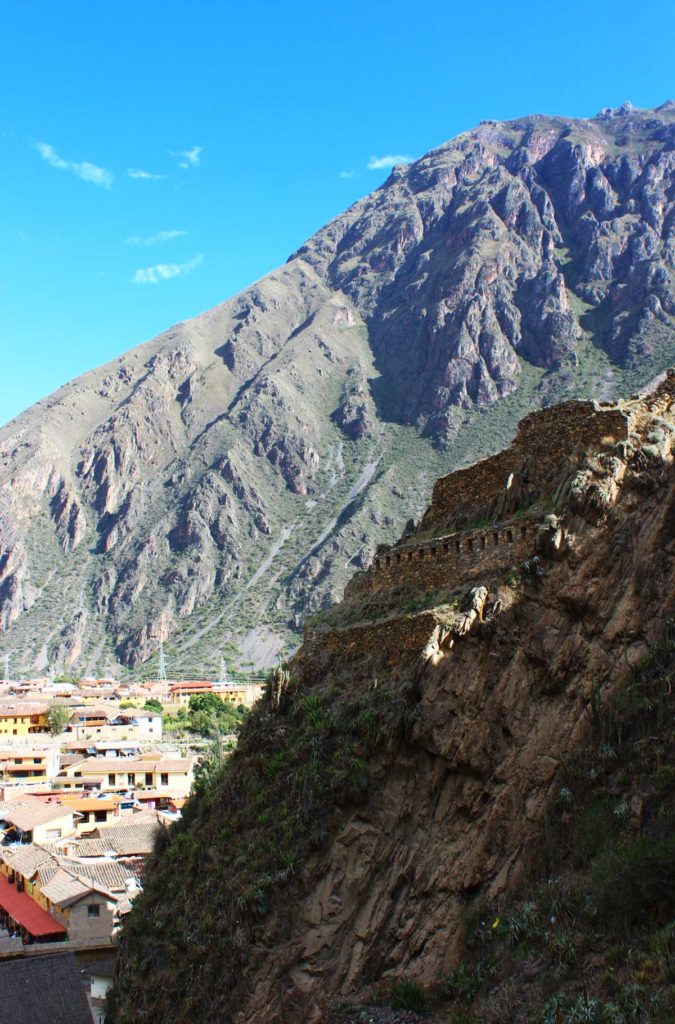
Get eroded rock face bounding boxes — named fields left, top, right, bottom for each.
left=109, top=375, right=675, bottom=1024
left=1, top=105, right=675, bottom=673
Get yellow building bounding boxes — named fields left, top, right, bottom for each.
left=0, top=702, right=49, bottom=737
left=214, top=682, right=264, bottom=707
left=0, top=800, right=76, bottom=844
left=0, top=748, right=58, bottom=787
left=60, top=795, right=122, bottom=835
left=60, top=754, right=195, bottom=797
left=0, top=844, right=122, bottom=945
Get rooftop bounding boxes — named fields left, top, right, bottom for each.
left=0, top=800, right=73, bottom=831
left=39, top=865, right=115, bottom=907
left=72, top=756, right=192, bottom=773
left=0, top=701, right=48, bottom=716
left=91, top=820, right=161, bottom=855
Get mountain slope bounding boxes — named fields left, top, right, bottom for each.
left=108, top=372, right=675, bottom=1023
left=2, top=103, right=675, bottom=675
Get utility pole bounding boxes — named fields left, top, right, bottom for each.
left=158, top=641, right=167, bottom=683
left=218, top=656, right=227, bottom=685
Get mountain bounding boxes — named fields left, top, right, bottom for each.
left=108, top=371, right=675, bottom=1023
left=2, top=102, right=675, bottom=676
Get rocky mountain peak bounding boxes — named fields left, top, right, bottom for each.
left=1, top=105, right=674, bottom=676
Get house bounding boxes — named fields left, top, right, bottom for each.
left=64, top=739, right=142, bottom=759
left=112, top=708, right=162, bottom=737
left=89, top=818, right=161, bottom=856
left=67, top=707, right=163, bottom=742
left=0, top=800, right=76, bottom=844
left=133, top=789, right=187, bottom=815
left=0, top=845, right=68, bottom=944
left=60, top=795, right=122, bottom=834
left=214, top=681, right=265, bottom=707
left=0, top=838, right=143, bottom=946
left=168, top=679, right=215, bottom=704
left=169, top=678, right=263, bottom=707
left=59, top=754, right=195, bottom=796
left=0, top=952, right=93, bottom=1023
left=83, top=956, right=117, bottom=1023
left=69, top=705, right=118, bottom=730
left=39, top=867, right=118, bottom=942
left=0, top=701, right=49, bottom=736
left=0, top=747, right=60, bottom=794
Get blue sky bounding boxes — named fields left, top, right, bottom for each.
left=1, top=0, right=674, bottom=425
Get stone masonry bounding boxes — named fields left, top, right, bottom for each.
left=422, top=400, right=629, bottom=532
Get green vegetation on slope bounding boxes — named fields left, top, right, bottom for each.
left=108, top=662, right=417, bottom=1022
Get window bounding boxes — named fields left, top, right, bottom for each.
left=87, top=904, right=100, bottom=918
left=160, top=773, right=169, bottom=786
left=94, top=810, right=107, bottom=823
left=145, top=773, right=153, bottom=786
left=45, top=828, right=62, bottom=840
left=128, top=773, right=135, bottom=786
left=108, top=774, right=116, bottom=786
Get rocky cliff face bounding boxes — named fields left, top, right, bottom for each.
left=109, top=372, right=675, bottom=1023
left=2, top=103, right=675, bottom=675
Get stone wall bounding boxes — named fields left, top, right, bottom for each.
left=345, top=517, right=539, bottom=605
left=422, top=401, right=629, bottom=531
left=643, top=368, right=675, bottom=415
left=300, top=611, right=439, bottom=681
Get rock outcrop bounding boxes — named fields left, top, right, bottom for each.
left=109, top=372, right=675, bottom=1023
left=1, top=104, right=675, bottom=675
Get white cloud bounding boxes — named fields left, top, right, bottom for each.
left=36, top=142, right=69, bottom=170
left=339, top=170, right=356, bottom=179
left=127, top=168, right=164, bottom=180
left=35, top=141, right=114, bottom=187
left=126, top=229, right=187, bottom=246
left=174, top=145, right=202, bottom=169
left=367, top=153, right=413, bottom=170
left=132, top=252, right=204, bottom=285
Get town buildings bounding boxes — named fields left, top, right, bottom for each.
left=0, top=669, right=259, bottom=960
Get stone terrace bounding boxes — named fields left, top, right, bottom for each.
left=343, top=399, right=631, bottom=610
left=344, top=514, right=541, bottom=605
left=422, top=400, right=629, bottom=532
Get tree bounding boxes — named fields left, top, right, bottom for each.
left=47, top=704, right=70, bottom=736
left=143, top=698, right=164, bottom=714
left=189, top=710, right=218, bottom=738
left=187, top=693, right=245, bottom=736
left=188, top=693, right=223, bottom=716
left=193, top=734, right=226, bottom=793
